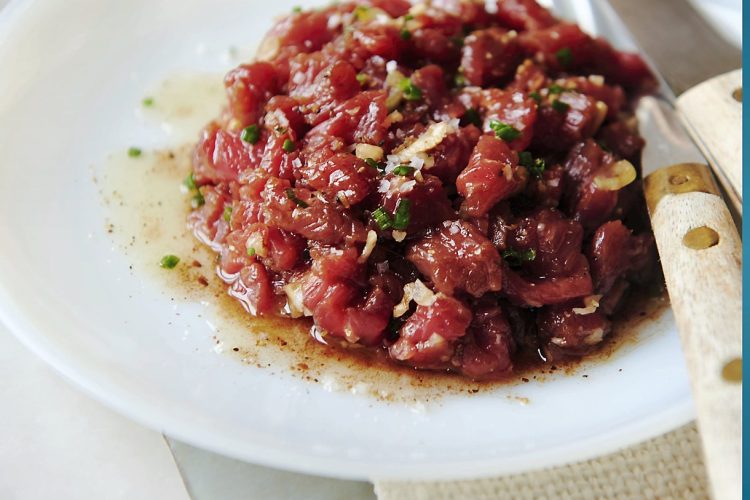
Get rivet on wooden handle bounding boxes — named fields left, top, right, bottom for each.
left=644, top=162, right=720, bottom=214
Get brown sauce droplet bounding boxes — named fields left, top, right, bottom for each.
left=732, top=87, right=742, bottom=102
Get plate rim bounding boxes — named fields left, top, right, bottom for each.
left=0, top=0, right=696, bottom=481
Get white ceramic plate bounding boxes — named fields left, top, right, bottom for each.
left=0, top=0, right=693, bottom=480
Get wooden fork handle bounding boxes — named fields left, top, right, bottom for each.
left=644, top=163, right=742, bottom=500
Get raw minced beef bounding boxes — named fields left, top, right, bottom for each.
left=188, top=0, right=658, bottom=379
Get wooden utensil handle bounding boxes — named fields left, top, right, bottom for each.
left=677, top=70, right=742, bottom=215
left=644, top=163, right=742, bottom=500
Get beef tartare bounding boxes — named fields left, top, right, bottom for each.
left=188, top=0, right=659, bottom=379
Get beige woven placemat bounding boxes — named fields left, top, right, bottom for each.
left=373, top=423, right=709, bottom=500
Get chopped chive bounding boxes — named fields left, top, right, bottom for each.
left=548, top=83, right=564, bottom=94
left=489, top=120, right=521, bottom=141
left=292, top=5, right=302, bottom=12
left=365, top=158, right=380, bottom=169
left=142, top=97, right=154, bottom=107
left=183, top=172, right=197, bottom=190
left=530, top=159, right=546, bottom=178
left=247, top=247, right=256, bottom=257
left=285, top=188, right=309, bottom=208
left=551, top=99, right=570, bottom=113
left=400, top=29, right=411, bottom=40
left=241, top=124, right=260, bottom=144
left=463, top=107, right=481, bottom=127
left=518, top=151, right=546, bottom=178
left=451, top=35, right=464, bottom=47
left=404, top=14, right=414, bottom=21
left=356, top=73, right=368, bottom=85
left=223, top=205, right=233, bottom=222
left=502, top=248, right=536, bottom=267
left=128, top=147, right=142, bottom=158
left=398, top=78, right=422, bottom=101
left=191, top=191, right=205, bottom=208
left=555, top=47, right=573, bottom=67
left=371, top=207, right=393, bottom=230
left=454, top=73, right=467, bottom=87
left=393, top=199, right=411, bottom=230
left=159, top=254, right=180, bottom=269
left=529, top=91, right=542, bottom=103
left=392, top=165, right=415, bottom=176
left=282, top=138, right=296, bottom=152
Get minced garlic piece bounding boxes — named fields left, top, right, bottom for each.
left=393, top=121, right=457, bottom=163
left=392, top=230, right=407, bottom=242
left=355, top=143, right=384, bottom=161
left=358, top=230, right=378, bottom=263
left=393, top=279, right=436, bottom=317
left=245, top=232, right=267, bottom=257
left=572, top=294, right=603, bottom=315
left=283, top=282, right=312, bottom=318
left=256, top=36, right=280, bottom=61
left=593, top=159, right=637, bottom=191
left=584, top=328, right=605, bottom=345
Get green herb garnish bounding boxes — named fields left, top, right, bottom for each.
left=502, top=248, right=536, bottom=267
left=551, top=99, right=570, bottom=113
left=285, top=188, right=309, bottom=208
left=400, top=29, right=411, bottom=40
left=292, top=5, right=302, bottom=12
left=392, top=165, right=415, bottom=176
left=241, top=124, right=260, bottom=144
left=365, top=158, right=380, bottom=169
left=247, top=247, right=256, bottom=257
left=282, top=138, right=296, bottom=152
left=371, top=207, right=393, bottom=230
left=356, top=73, right=368, bottom=85
left=159, top=255, right=180, bottom=269
left=518, top=151, right=546, bottom=178
left=555, top=47, right=573, bottom=67
left=529, top=91, right=541, bottom=103
left=142, top=97, right=154, bottom=107
left=398, top=78, right=422, bottom=101
left=451, top=35, right=464, bottom=47
left=128, top=147, right=142, bottom=158
left=454, top=73, right=467, bottom=87
left=185, top=171, right=204, bottom=208
left=184, top=172, right=197, bottom=190
left=548, top=83, right=564, bottom=94
left=393, top=199, right=411, bottom=230
left=223, top=205, right=233, bottom=222
left=489, top=120, right=521, bottom=141
left=191, top=192, right=205, bottom=208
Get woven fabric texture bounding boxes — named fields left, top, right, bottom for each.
left=374, top=423, right=709, bottom=500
